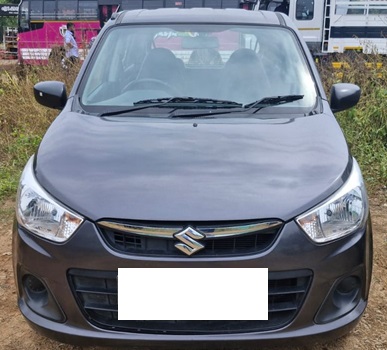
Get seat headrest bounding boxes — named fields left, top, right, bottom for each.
left=226, top=49, right=259, bottom=66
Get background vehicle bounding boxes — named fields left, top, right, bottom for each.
left=17, top=0, right=119, bottom=64
left=258, top=0, right=387, bottom=55
left=17, top=0, right=387, bottom=64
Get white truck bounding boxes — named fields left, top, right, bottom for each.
left=257, top=0, right=387, bottom=55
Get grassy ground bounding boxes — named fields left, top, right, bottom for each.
left=316, top=54, right=387, bottom=195
left=0, top=64, right=77, bottom=198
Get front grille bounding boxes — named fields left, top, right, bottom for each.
left=98, top=221, right=282, bottom=257
left=68, top=269, right=312, bottom=334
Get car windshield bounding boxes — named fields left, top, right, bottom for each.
left=79, top=24, right=317, bottom=114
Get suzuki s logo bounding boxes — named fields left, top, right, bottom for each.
left=174, top=227, right=205, bottom=256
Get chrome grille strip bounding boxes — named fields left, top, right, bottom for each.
left=97, top=222, right=178, bottom=238
left=199, top=221, right=282, bottom=238
left=97, top=220, right=282, bottom=238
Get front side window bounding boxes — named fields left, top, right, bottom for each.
left=79, top=0, right=98, bottom=19
left=296, top=0, right=314, bottom=20
left=80, top=24, right=317, bottom=114
left=30, top=0, right=43, bottom=19
left=19, top=0, right=30, bottom=30
left=43, top=0, right=55, bottom=19
left=57, top=0, right=77, bottom=19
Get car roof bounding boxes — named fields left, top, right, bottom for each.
left=116, top=8, right=287, bottom=27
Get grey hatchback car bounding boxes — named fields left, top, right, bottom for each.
left=13, top=7, right=372, bottom=348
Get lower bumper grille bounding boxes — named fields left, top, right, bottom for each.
left=68, top=269, right=312, bottom=334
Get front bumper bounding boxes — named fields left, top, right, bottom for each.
left=12, top=217, right=373, bottom=347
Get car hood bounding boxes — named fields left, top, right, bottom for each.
left=35, top=111, right=350, bottom=222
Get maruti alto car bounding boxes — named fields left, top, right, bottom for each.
left=13, top=8, right=373, bottom=348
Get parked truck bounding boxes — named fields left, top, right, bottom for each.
left=258, top=0, right=387, bottom=55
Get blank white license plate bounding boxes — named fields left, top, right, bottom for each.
left=118, top=268, right=268, bottom=320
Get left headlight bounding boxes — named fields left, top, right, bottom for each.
left=296, top=158, right=368, bottom=244
left=16, top=156, right=84, bottom=242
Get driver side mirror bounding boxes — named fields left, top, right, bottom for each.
left=34, top=81, right=67, bottom=110
left=330, top=83, right=361, bottom=113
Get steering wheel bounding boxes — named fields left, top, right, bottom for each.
left=123, top=78, right=179, bottom=96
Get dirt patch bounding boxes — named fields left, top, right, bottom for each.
left=0, top=198, right=386, bottom=350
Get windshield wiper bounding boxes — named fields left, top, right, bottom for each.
left=99, top=97, right=175, bottom=117
left=169, top=95, right=305, bottom=119
left=134, top=97, right=242, bottom=108
left=100, top=95, right=303, bottom=118
left=99, top=97, right=242, bottom=117
left=244, top=95, right=304, bottom=113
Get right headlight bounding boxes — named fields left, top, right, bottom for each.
left=16, top=156, right=84, bottom=243
left=296, top=159, right=368, bottom=243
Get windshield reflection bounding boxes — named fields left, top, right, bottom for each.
left=80, top=24, right=317, bottom=113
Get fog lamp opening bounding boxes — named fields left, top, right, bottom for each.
left=315, top=274, right=362, bottom=324
left=23, top=274, right=48, bottom=302
left=333, top=276, right=361, bottom=309
left=24, top=274, right=47, bottom=294
left=21, top=273, right=66, bottom=323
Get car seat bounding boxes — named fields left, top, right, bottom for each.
left=188, top=48, right=223, bottom=66
left=222, top=48, right=265, bottom=104
left=137, top=48, right=184, bottom=89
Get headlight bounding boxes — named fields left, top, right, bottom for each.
left=16, top=156, right=84, bottom=242
left=296, top=159, right=368, bottom=243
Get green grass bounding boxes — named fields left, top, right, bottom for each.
left=0, top=130, right=41, bottom=198
left=0, top=55, right=386, bottom=202
left=316, top=53, right=386, bottom=194
left=0, top=65, right=70, bottom=201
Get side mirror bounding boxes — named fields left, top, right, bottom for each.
left=330, top=83, right=361, bottom=113
left=34, top=81, right=67, bottom=110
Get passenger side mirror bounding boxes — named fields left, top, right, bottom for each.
left=34, top=81, right=67, bottom=110
left=330, top=83, right=361, bottom=113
